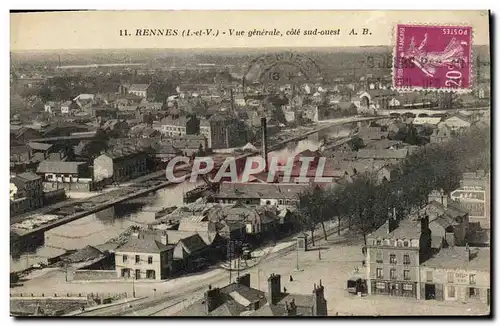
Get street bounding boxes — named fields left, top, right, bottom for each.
left=12, top=221, right=489, bottom=317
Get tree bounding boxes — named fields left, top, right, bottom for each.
left=326, top=185, right=346, bottom=235
left=296, top=186, right=326, bottom=246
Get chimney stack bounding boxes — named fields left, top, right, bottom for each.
left=261, top=117, right=268, bottom=172
left=267, top=273, right=281, bottom=305
left=285, top=299, right=297, bottom=316
left=236, top=273, right=251, bottom=287
left=386, top=218, right=398, bottom=234
left=420, top=214, right=430, bottom=232
left=204, top=286, right=220, bottom=314
left=441, top=191, right=448, bottom=208
left=160, top=231, right=168, bottom=245
left=312, top=280, right=327, bottom=316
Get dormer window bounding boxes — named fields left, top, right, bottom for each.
left=403, top=240, right=409, bottom=247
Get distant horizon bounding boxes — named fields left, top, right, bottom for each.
left=11, top=44, right=491, bottom=53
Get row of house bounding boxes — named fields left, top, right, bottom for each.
left=174, top=273, right=328, bottom=316
left=366, top=190, right=490, bottom=305
left=113, top=184, right=307, bottom=282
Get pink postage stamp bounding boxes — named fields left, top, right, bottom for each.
left=394, top=24, right=473, bottom=91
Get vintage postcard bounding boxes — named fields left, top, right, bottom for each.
left=9, top=10, right=491, bottom=317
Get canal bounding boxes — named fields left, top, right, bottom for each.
left=10, top=123, right=352, bottom=272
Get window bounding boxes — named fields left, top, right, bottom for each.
left=403, top=284, right=413, bottom=291
left=376, top=268, right=383, bottom=279
left=447, top=285, right=455, bottom=298
left=278, top=199, right=284, bottom=205
left=403, top=270, right=410, bottom=280
left=389, top=254, right=396, bottom=264
left=447, top=272, right=454, bottom=283
left=376, top=240, right=382, bottom=246
left=390, top=269, right=397, bottom=280
left=148, top=256, right=153, bottom=264
left=469, top=274, right=476, bottom=285
left=122, top=255, right=128, bottom=263
left=376, top=251, right=383, bottom=263
left=403, top=255, right=410, bottom=265
left=403, top=241, right=409, bottom=247
left=426, top=271, right=433, bottom=283
left=135, top=269, right=141, bottom=280
left=135, top=255, right=140, bottom=264
left=397, top=241, right=403, bottom=247
left=469, top=287, right=480, bottom=298
left=146, top=270, right=156, bottom=279
left=376, top=282, right=385, bottom=290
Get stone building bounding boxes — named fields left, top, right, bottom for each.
left=93, top=148, right=148, bottom=183
left=115, top=232, right=175, bottom=281
left=420, top=247, right=490, bottom=305
left=366, top=216, right=432, bottom=299
left=174, top=273, right=328, bottom=316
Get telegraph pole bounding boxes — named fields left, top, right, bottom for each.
left=296, top=246, right=299, bottom=271
left=227, top=239, right=232, bottom=285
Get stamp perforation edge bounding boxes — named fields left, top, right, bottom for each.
left=391, top=21, right=474, bottom=93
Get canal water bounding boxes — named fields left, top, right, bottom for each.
left=10, top=124, right=352, bottom=272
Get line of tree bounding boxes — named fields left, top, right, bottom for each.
left=296, top=124, right=490, bottom=245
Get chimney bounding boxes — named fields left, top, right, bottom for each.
left=261, top=117, right=268, bottom=172
left=312, top=280, right=327, bottom=316
left=441, top=191, right=448, bottom=208
left=267, top=273, right=281, bottom=305
left=285, top=299, right=297, bottom=316
left=230, top=88, right=235, bottom=113
left=204, top=286, right=220, bottom=314
left=420, top=214, right=430, bottom=232
left=386, top=218, right=398, bottom=234
left=160, top=231, right=168, bottom=245
left=236, top=273, right=251, bottom=287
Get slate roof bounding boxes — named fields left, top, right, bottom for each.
left=412, top=117, right=442, bottom=125
left=356, top=149, right=408, bottom=160
left=364, top=139, right=402, bottom=150
left=216, top=182, right=307, bottom=200
left=17, top=172, right=41, bottom=182
left=160, top=115, right=189, bottom=126
left=117, top=236, right=174, bottom=254
left=66, top=245, right=102, bottom=263
left=178, top=233, right=208, bottom=254
left=369, top=219, right=422, bottom=240
left=11, top=145, right=31, bottom=155
left=46, top=152, right=67, bottom=162
left=27, top=142, right=53, bottom=151
left=129, top=84, right=151, bottom=92
left=104, top=146, right=147, bottom=160
left=174, top=282, right=267, bottom=316
left=421, top=247, right=490, bottom=271
left=421, top=200, right=469, bottom=220
left=36, top=161, right=86, bottom=174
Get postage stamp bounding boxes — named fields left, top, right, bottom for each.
left=394, top=24, right=473, bottom=92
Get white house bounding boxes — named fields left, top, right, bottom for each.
left=441, top=116, right=471, bottom=132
